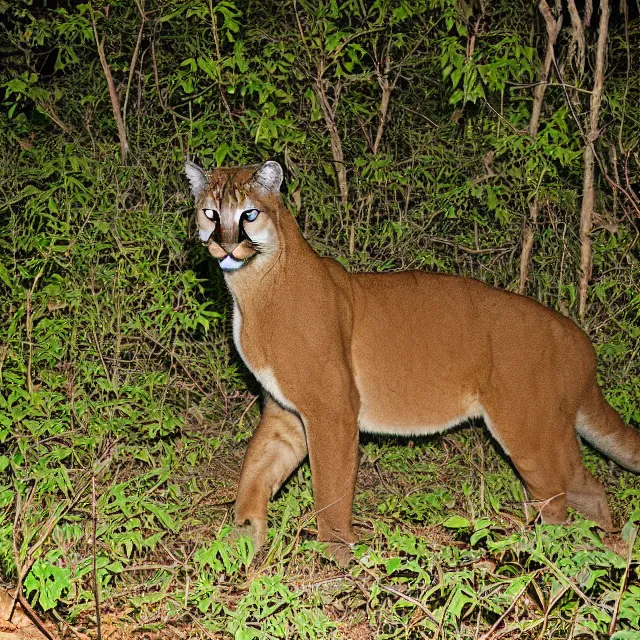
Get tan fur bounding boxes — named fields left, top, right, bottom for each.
left=185, top=161, right=640, bottom=554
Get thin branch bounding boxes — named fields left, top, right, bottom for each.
left=123, top=5, right=146, bottom=130
left=530, top=1, right=563, bottom=137
left=609, top=523, right=637, bottom=636
left=372, top=51, right=395, bottom=155
left=617, top=0, right=631, bottom=154
left=36, top=101, right=73, bottom=134
left=25, top=269, right=45, bottom=394
left=551, top=43, right=639, bottom=218
left=430, top=237, right=513, bottom=255
left=518, top=0, right=562, bottom=294
left=150, top=34, right=165, bottom=111
left=92, top=476, right=103, bottom=640
left=566, top=0, right=586, bottom=76
left=91, top=8, right=129, bottom=163
left=578, top=0, right=610, bottom=320
left=315, top=69, right=348, bottom=209
left=378, top=584, right=439, bottom=626
left=479, top=575, right=536, bottom=640
left=10, top=589, right=58, bottom=640
left=138, top=327, right=213, bottom=399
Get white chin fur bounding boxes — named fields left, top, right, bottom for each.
left=219, top=256, right=245, bottom=271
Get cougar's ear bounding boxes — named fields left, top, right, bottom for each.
left=184, top=161, right=208, bottom=200
left=251, top=161, right=283, bottom=195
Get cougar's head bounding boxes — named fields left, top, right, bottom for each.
left=184, top=160, right=283, bottom=272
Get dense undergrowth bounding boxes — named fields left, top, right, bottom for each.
left=0, top=0, right=639, bottom=637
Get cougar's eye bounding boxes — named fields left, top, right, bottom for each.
left=203, top=208, right=217, bottom=220
left=243, top=208, right=260, bottom=222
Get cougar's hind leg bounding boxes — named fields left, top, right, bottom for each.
left=233, top=396, right=307, bottom=552
left=566, top=462, right=612, bottom=529
left=483, top=403, right=578, bottom=525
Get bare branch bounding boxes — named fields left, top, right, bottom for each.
left=518, top=0, right=562, bottom=294
left=372, top=54, right=393, bottom=155
left=566, top=0, right=586, bottom=76
left=579, top=0, right=610, bottom=320
left=91, top=9, right=129, bottom=163
left=315, top=69, right=348, bottom=209
left=92, top=475, right=103, bottom=640
left=123, top=4, right=146, bottom=130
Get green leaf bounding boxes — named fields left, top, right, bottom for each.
left=385, top=557, right=402, bottom=574
left=443, top=515, right=471, bottom=529
left=487, top=187, right=498, bottom=211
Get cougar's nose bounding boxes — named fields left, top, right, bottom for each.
left=217, top=219, right=240, bottom=254
left=220, top=242, right=239, bottom=256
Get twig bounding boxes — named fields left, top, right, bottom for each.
left=91, top=476, right=102, bottom=640
left=90, top=7, right=129, bottom=163
left=479, top=575, right=535, bottom=640
left=315, top=68, right=348, bottom=209
left=207, top=0, right=221, bottom=60
left=123, top=4, right=146, bottom=130
left=518, top=0, right=562, bottom=294
left=379, top=583, right=440, bottom=626
left=25, top=269, right=45, bottom=394
left=609, top=523, right=638, bottom=636
left=617, top=1, right=631, bottom=154
left=36, top=101, right=73, bottom=134
left=11, top=475, right=93, bottom=624
left=551, top=40, right=640, bottom=219
left=10, top=442, right=116, bottom=628
left=50, top=608, right=90, bottom=640
left=10, top=484, right=34, bottom=622
left=566, top=0, right=586, bottom=76
left=372, top=50, right=395, bottom=155
left=10, top=589, right=59, bottom=640
left=150, top=33, right=165, bottom=110
left=433, top=585, right=455, bottom=640
left=138, top=327, right=212, bottom=399
left=88, top=267, right=113, bottom=390
left=535, top=551, right=601, bottom=609
left=238, top=394, right=259, bottom=428
left=578, top=0, right=609, bottom=320
left=538, top=583, right=569, bottom=639
left=118, top=562, right=181, bottom=572
left=165, top=598, right=220, bottom=640
left=430, top=237, right=512, bottom=255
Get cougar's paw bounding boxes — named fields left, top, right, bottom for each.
left=229, top=519, right=267, bottom=561
left=322, top=542, right=356, bottom=568
left=352, top=524, right=374, bottom=541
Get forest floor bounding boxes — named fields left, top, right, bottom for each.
left=10, top=393, right=639, bottom=640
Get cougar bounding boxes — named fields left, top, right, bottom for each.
left=185, top=159, right=640, bottom=556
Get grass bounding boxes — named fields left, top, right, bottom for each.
left=26, top=413, right=639, bottom=639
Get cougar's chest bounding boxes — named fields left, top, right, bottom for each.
left=232, top=301, right=297, bottom=413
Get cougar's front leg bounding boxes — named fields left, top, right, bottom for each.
left=304, top=393, right=360, bottom=546
left=233, top=396, right=307, bottom=551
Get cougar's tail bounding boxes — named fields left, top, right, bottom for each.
left=576, top=385, right=640, bottom=473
